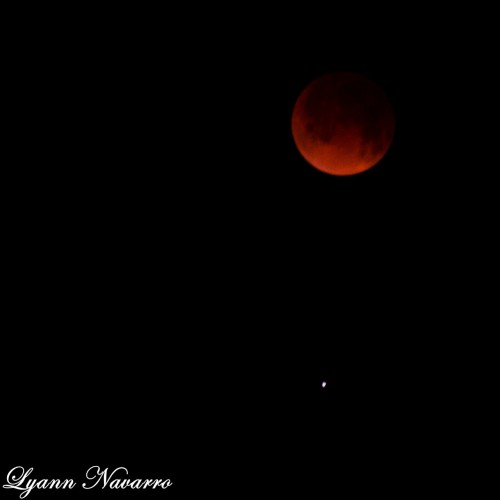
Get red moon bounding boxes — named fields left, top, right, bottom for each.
left=292, top=72, right=395, bottom=176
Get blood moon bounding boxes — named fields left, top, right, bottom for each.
left=291, top=72, right=395, bottom=176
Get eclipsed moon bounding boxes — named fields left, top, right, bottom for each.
left=291, top=72, right=395, bottom=176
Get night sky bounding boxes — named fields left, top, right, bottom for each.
left=2, top=4, right=494, bottom=497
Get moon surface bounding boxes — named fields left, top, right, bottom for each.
left=292, top=72, right=395, bottom=176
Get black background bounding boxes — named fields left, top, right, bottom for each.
left=1, top=3, right=494, bottom=497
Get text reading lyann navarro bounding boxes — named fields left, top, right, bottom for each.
left=3, top=466, right=173, bottom=498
